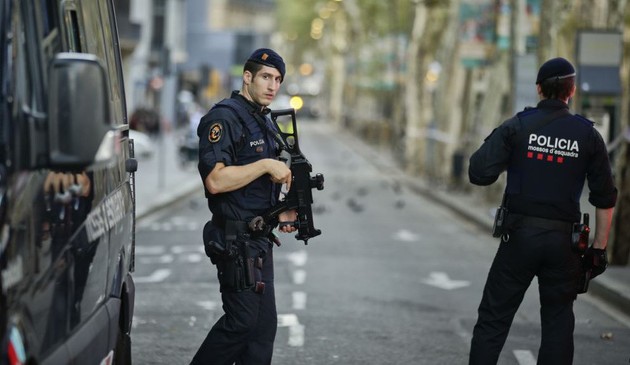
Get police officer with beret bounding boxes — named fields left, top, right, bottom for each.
left=190, top=48, right=298, bottom=365
left=468, top=57, right=617, bottom=364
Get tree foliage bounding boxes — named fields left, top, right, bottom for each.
left=275, top=0, right=630, bottom=265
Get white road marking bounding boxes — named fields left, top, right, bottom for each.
left=185, top=253, right=204, bottom=263
left=288, top=324, right=305, bottom=347
left=137, top=254, right=174, bottom=264
left=277, top=314, right=304, bottom=347
left=277, top=313, right=299, bottom=327
left=135, top=246, right=166, bottom=255
left=393, top=229, right=419, bottom=242
left=197, top=301, right=218, bottom=311
left=171, top=245, right=204, bottom=254
left=292, top=292, right=307, bottom=310
left=170, top=216, right=188, bottom=225
left=293, top=270, right=307, bottom=285
left=134, top=269, right=171, bottom=283
left=422, top=272, right=470, bottom=290
left=514, top=350, right=537, bottom=365
left=286, top=250, right=308, bottom=266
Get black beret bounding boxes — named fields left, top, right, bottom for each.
left=536, top=57, right=576, bottom=84
left=247, top=48, right=286, bottom=82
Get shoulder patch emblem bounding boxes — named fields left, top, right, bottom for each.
left=208, top=122, right=223, bottom=143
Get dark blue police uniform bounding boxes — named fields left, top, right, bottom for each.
left=468, top=99, right=617, bottom=364
left=191, top=91, right=282, bottom=365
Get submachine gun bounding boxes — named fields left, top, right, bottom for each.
left=249, top=108, right=324, bottom=244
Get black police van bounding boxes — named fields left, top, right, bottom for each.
left=0, top=1, right=136, bottom=364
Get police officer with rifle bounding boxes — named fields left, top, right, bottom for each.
left=467, top=58, right=617, bottom=365
left=190, top=48, right=323, bottom=365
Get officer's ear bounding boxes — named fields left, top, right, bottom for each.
left=243, top=70, right=253, bottom=85
left=536, top=84, right=543, bottom=99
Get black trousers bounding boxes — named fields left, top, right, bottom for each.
left=469, top=226, right=581, bottom=365
left=191, top=249, right=277, bottom=365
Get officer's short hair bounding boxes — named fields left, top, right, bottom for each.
left=539, top=76, right=575, bottom=100
left=244, top=60, right=265, bottom=79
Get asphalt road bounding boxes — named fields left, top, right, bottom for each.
left=131, top=121, right=630, bottom=365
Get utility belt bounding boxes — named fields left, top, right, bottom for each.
left=493, top=207, right=571, bottom=241
left=506, top=214, right=574, bottom=234
left=211, top=215, right=272, bottom=239
left=203, top=217, right=268, bottom=294
left=495, top=211, right=590, bottom=253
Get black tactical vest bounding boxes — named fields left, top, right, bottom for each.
left=208, top=98, right=281, bottom=221
left=506, top=107, right=594, bottom=222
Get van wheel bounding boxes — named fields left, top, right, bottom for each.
left=114, top=327, right=132, bottom=365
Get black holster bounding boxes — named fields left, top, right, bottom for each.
left=492, top=191, right=509, bottom=239
left=573, top=213, right=591, bottom=294
left=492, top=206, right=509, bottom=238
left=571, top=213, right=590, bottom=255
left=203, top=219, right=265, bottom=294
left=217, top=234, right=265, bottom=293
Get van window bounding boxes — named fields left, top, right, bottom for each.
left=66, top=9, right=83, bottom=52
left=55, top=2, right=126, bottom=126
left=13, top=2, right=37, bottom=113
left=80, top=3, right=108, bottom=69
left=98, top=1, right=124, bottom=125
left=35, top=0, right=61, bottom=62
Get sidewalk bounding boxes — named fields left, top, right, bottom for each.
left=132, top=130, right=202, bottom=221
left=132, top=124, right=630, bottom=320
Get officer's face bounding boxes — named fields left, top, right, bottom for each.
left=243, top=66, right=282, bottom=107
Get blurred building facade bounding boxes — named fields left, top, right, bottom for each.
left=181, top=0, right=277, bottom=110
left=114, top=0, right=187, bottom=130
left=115, top=0, right=277, bottom=128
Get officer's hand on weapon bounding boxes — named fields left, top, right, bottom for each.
left=277, top=209, right=297, bottom=233
left=266, top=158, right=292, bottom=191
left=583, top=246, right=608, bottom=279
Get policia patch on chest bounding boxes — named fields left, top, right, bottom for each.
left=208, top=122, right=223, bottom=143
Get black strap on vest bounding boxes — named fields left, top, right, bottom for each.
left=214, top=98, right=288, bottom=150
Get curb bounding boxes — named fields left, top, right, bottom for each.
left=587, top=267, right=630, bottom=317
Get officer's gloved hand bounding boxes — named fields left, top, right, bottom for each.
left=584, top=247, right=608, bottom=279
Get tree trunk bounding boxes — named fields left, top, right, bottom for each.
left=403, top=2, right=428, bottom=175
left=538, top=0, right=558, bottom=63
left=328, top=9, right=348, bottom=127
left=612, top=143, right=630, bottom=264
left=434, top=0, right=463, bottom=182
left=611, top=0, right=630, bottom=265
